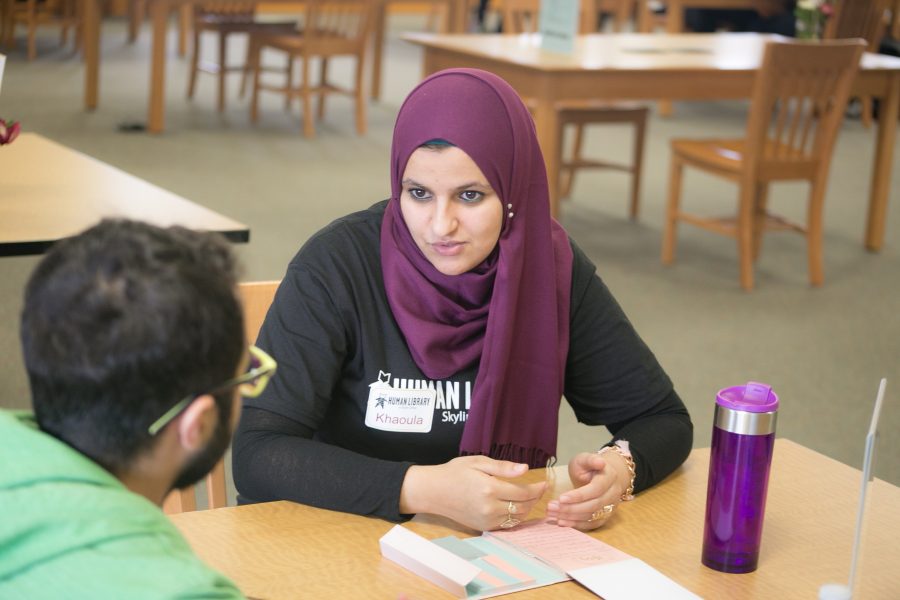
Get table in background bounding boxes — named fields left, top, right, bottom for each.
left=0, top=133, right=248, bottom=256
left=169, top=440, right=900, bottom=598
left=403, top=32, right=900, bottom=251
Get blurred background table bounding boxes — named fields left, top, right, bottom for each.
left=0, top=133, right=249, bottom=256
left=169, top=439, right=900, bottom=599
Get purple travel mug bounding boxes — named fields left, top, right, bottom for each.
left=702, top=382, right=779, bottom=574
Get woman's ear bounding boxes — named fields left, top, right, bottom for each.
left=175, top=394, right=218, bottom=452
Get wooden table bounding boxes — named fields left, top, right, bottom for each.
left=80, top=0, right=470, bottom=134
left=0, top=133, right=249, bottom=256
left=403, top=32, right=900, bottom=252
left=170, top=440, right=900, bottom=598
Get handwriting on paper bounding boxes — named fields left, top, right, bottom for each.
left=487, top=520, right=631, bottom=572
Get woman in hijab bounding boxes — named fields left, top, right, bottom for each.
left=233, top=69, right=692, bottom=532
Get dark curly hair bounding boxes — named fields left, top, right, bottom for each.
left=21, top=219, right=245, bottom=474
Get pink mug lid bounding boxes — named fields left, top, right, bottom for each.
left=716, top=381, right=779, bottom=413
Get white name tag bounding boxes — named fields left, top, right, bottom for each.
left=365, top=386, right=435, bottom=433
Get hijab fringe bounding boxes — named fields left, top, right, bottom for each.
left=462, top=444, right=554, bottom=470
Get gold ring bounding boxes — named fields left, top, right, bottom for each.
left=589, top=504, right=615, bottom=522
left=500, top=516, right=521, bottom=529
left=500, top=500, right=521, bottom=528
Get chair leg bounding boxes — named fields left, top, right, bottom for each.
left=250, top=41, right=262, bottom=123
left=807, top=177, right=827, bottom=287
left=560, top=123, right=584, bottom=199
left=1, top=3, right=9, bottom=49
left=861, top=96, right=873, bottom=129
left=217, top=31, right=227, bottom=112
left=629, top=111, right=647, bottom=221
left=301, top=57, right=314, bottom=138
left=661, top=154, right=683, bottom=265
left=284, top=54, right=293, bottom=111
left=240, top=34, right=253, bottom=98
left=27, top=1, right=36, bottom=60
left=737, top=180, right=757, bottom=291
left=2, top=0, right=13, bottom=49
left=752, top=183, right=769, bottom=262
left=72, top=0, right=82, bottom=52
left=317, top=57, right=328, bottom=121
left=354, top=56, right=366, bottom=135
left=187, top=27, right=200, bottom=99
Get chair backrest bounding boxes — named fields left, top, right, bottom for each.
left=300, top=0, right=373, bottom=54
left=743, top=40, right=865, bottom=177
left=501, top=0, right=606, bottom=34
left=595, top=0, right=634, bottom=32
left=825, top=0, right=888, bottom=49
left=162, top=280, right=280, bottom=514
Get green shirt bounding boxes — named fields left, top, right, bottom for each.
left=0, top=410, right=244, bottom=599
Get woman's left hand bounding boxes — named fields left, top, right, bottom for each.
left=544, top=451, right=629, bottom=531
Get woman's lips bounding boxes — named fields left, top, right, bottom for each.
left=430, top=241, right=465, bottom=256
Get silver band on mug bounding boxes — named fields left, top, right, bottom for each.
left=714, top=405, right=777, bottom=436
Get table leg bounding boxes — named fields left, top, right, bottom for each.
left=127, top=0, right=141, bottom=43
left=865, top=73, right=900, bottom=252
left=370, top=0, right=386, bottom=101
left=532, top=97, right=561, bottom=219
left=83, top=0, right=99, bottom=110
left=657, top=0, right=684, bottom=117
left=148, top=0, right=170, bottom=133
left=178, top=4, right=190, bottom=57
left=448, top=0, right=467, bottom=33
left=638, top=0, right=654, bottom=31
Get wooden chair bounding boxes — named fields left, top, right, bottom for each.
left=824, top=0, right=889, bottom=128
left=162, top=280, right=280, bottom=514
left=661, top=40, right=865, bottom=290
left=186, top=0, right=297, bottom=113
left=1, top=0, right=78, bottom=60
left=502, top=0, right=648, bottom=218
left=249, top=0, right=373, bottom=138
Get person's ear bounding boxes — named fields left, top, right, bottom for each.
left=175, top=394, right=218, bottom=452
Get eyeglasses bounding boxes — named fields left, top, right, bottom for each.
left=148, top=345, right=277, bottom=436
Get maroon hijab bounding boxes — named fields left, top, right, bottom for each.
left=380, top=69, right=573, bottom=468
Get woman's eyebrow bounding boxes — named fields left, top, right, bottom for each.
left=452, top=181, right=492, bottom=192
left=401, top=178, right=428, bottom=188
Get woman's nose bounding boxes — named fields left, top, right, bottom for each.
left=431, top=200, right=457, bottom=236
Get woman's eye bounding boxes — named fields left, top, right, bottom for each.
left=460, top=190, right=483, bottom=203
left=408, top=188, right=430, bottom=200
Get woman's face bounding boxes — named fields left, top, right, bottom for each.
left=399, top=146, right=503, bottom=276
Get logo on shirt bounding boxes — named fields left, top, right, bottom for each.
left=364, top=370, right=471, bottom=429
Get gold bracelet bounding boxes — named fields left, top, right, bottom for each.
left=596, top=440, right=635, bottom=502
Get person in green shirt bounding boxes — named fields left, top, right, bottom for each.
left=0, top=219, right=273, bottom=599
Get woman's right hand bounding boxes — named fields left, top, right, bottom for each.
left=400, top=456, right=547, bottom=531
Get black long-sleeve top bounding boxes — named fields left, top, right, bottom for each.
left=233, top=202, right=693, bottom=521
